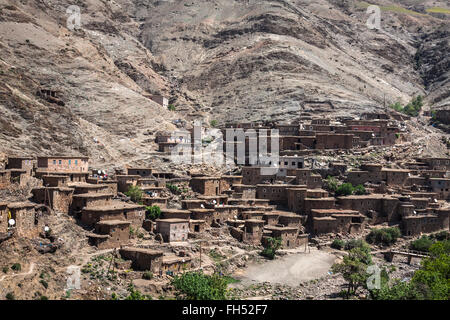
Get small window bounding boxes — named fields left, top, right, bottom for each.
left=75, top=160, right=78, bottom=165
left=58, top=160, right=62, bottom=165
left=53, top=160, right=56, bottom=165
left=69, top=160, right=71, bottom=165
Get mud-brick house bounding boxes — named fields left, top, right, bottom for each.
left=126, top=167, right=152, bottom=177
left=116, top=175, right=140, bottom=193
left=263, top=211, right=279, bottom=225
left=81, top=202, right=145, bottom=227
left=241, top=210, right=265, bottom=221
left=287, top=187, right=308, bottom=213
left=243, top=219, right=265, bottom=245
left=188, top=209, right=215, bottom=225
left=161, top=208, right=191, bottom=220
left=429, top=178, right=450, bottom=200
left=86, top=178, right=118, bottom=196
left=37, top=156, right=89, bottom=173
left=219, top=175, right=243, bottom=193
left=401, top=214, right=446, bottom=237
left=295, top=169, right=322, bottom=189
left=6, top=156, right=34, bottom=175
left=156, top=219, right=189, bottom=242
left=0, top=170, right=11, bottom=189
left=256, top=184, right=295, bottom=205
left=181, top=199, right=208, bottom=210
left=119, top=247, right=164, bottom=272
left=70, top=182, right=110, bottom=195
left=7, top=202, right=37, bottom=238
left=87, top=220, right=131, bottom=249
left=142, top=196, right=168, bottom=208
left=71, top=193, right=113, bottom=213
left=190, top=176, right=221, bottom=196
left=277, top=212, right=304, bottom=228
left=189, top=220, right=206, bottom=233
left=263, top=226, right=299, bottom=248
left=161, top=256, right=192, bottom=274
left=419, top=157, right=450, bottom=171
left=31, top=186, right=74, bottom=214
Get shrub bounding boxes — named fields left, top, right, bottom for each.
left=172, top=271, right=228, bottom=300
left=210, top=120, right=218, bottom=127
left=145, top=205, right=161, bottom=220
left=261, top=237, right=282, bottom=260
left=325, top=176, right=339, bottom=192
left=5, top=292, right=15, bottom=300
left=125, top=185, right=143, bottom=203
left=335, top=183, right=354, bottom=196
left=142, top=271, right=153, bottom=280
left=125, top=284, right=152, bottom=300
left=11, top=263, right=21, bottom=271
left=344, top=239, right=369, bottom=251
left=168, top=104, right=176, bottom=111
left=166, top=183, right=181, bottom=194
left=366, top=227, right=401, bottom=246
left=353, top=184, right=366, bottom=195
left=331, top=239, right=345, bottom=250
left=40, top=280, right=48, bottom=289
left=2, top=266, right=8, bottom=274
left=410, top=236, right=434, bottom=252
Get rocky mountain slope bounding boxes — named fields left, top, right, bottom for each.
left=0, top=0, right=448, bottom=167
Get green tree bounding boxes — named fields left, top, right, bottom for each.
left=353, top=184, right=366, bottom=195
left=172, top=271, right=229, bottom=300
left=366, top=227, right=401, bottom=246
left=331, top=247, right=372, bottom=297
left=145, top=205, right=161, bottom=220
left=210, top=120, right=218, bottom=127
left=125, top=284, right=152, bottom=300
left=168, top=104, right=176, bottom=111
left=335, top=183, right=354, bottom=196
left=261, top=237, right=282, bottom=260
left=125, top=185, right=143, bottom=203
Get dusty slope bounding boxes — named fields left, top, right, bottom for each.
left=136, top=0, right=449, bottom=122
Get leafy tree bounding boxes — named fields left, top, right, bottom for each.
left=261, top=237, right=282, bottom=260
left=125, top=185, right=143, bottom=203
left=331, top=239, right=345, bottom=250
left=172, top=271, right=229, bottom=300
left=145, top=205, right=161, bottom=220
left=371, top=241, right=449, bottom=300
left=335, top=183, right=354, bottom=196
left=410, top=236, right=434, bottom=252
left=366, top=227, right=401, bottom=246
left=353, top=184, right=366, bottom=195
left=331, top=247, right=372, bottom=297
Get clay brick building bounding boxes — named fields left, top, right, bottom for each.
left=88, top=220, right=131, bottom=249
left=6, top=156, right=34, bottom=175
left=37, top=156, right=89, bottom=173
left=119, top=247, right=164, bottom=272
left=156, top=219, right=189, bottom=242
left=190, top=176, right=221, bottom=196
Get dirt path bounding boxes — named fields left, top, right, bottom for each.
left=233, top=249, right=337, bottom=287
left=0, top=262, right=35, bottom=282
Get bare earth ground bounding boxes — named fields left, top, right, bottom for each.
left=233, top=248, right=337, bottom=286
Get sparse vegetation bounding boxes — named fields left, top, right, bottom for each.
left=145, top=205, right=161, bottom=220
left=172, top=271, right=229, bottom=300
left=389, top=96, right=423, bottom=117
left=168, top=104, right=176, bottom=111
left=261, top=237, right=282, bottom=260
left=366, top=227, right=401, bottom=246
left=11, top=263, right=21, bottom=271
left=5, top=292, right=15, bottom=300
left=331, top=239, right=345, bottom=250
left=125, top=185, right=143, bottom=203
left=142, top=271, right=153, bottom=280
